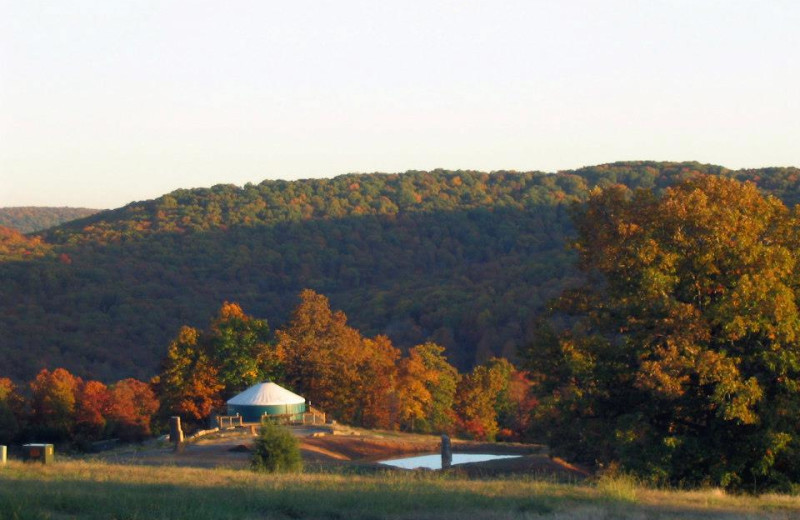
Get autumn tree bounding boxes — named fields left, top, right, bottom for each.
left=154, top=326, right=224, bottom=425
left=0, top=377, right=25, bottom=443
left=525, top=176, right=800, bottom=491
left=395, top=348, right=433, bottom=431
left=74, top=380, right=111, bottom=441
left=29, top=368, right=82, bottom=440
left=277, top=290, right=422, bottom=428
left=398, top=342, right=460, bottom=433
left=7, top=368, right=161, bottom=444
left=495, top=370, right=537, bottom=441
left=455, top=357, right=514, bottom=441
left=0, top=225, right=51, bottom=260
left=107, top=378, right=159, bottom=442
left=154, top=302, right=277, bottom=424
left=206, top=302, right=276, bottom=395
left=276, top=289, right=374, bottom=424
left=358, top=335, right=401, bottom=429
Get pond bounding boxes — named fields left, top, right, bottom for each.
left=379, top=453, right=521, bottom=470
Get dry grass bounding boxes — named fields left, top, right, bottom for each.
left=1, top=459, right=799, bottom=519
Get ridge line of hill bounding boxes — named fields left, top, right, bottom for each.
left=1, top=161, right=798, bottom=383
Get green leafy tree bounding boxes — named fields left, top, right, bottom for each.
left=155, top=302, right=277, bottom=424
left=401, top=342, right=460, bottom=433
left=526, top=176, right=800, bottom=491
left=207, top=302, right=276, bottom=395
left=251, top=420, right=302, bottom=473
left=455, top=357, right=514, bottom=441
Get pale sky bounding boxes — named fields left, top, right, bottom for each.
left=1, top=1, right=798, bottom=209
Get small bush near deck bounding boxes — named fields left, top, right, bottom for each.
left=251, top=421, right=302, bottom=473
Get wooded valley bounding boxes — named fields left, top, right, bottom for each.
left=1, top=162, right=798, bottom=384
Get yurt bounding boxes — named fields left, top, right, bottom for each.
left=226, top=382, right=306, bottom=422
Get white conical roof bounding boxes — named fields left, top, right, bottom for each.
left=227, top=382, right=305, bottom=406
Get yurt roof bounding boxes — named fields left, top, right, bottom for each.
left=227, top=382, right=305, bottom=406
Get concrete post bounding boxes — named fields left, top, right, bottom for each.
left=441, top=434, right=452, bottom=469
left=1, top=445, right=6, bottom=465
left=169, top=416, right=184, bottom=446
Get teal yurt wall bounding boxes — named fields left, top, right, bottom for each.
left=226, top=382, right=306, bottom=422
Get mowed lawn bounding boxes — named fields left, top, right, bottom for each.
left=1, top=460, right=799, bottom=519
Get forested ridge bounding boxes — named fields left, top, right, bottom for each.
left=0, top=207, right=100, bottom=234
left=2, top=161, right=799, bottom=383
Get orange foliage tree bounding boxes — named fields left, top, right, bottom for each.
left=278, top=290, right=410, bottom=428
left=154, top=326, right=224, bottom=425
left=6, top=368, right=161, bottom=444
left=495, top=370, right=537, bottom=441
left=358, top=335, right=401, bottom=429
left=276, top=290, right=369, bottom=423
left=74, top=380, right=111, bottom=441
left=395, top=347, right=433, bottom=431
left=29, top=368, right=82, bottom=440
left=0, top=225, right=51, bottom=260
left=108, top=378, right=159, bottom=441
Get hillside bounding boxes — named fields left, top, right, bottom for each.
left=0, top=226, right=52, bottom=261
left=0, top=207, right=102, bottom=234
left=1, top=162, right=799, bottom=383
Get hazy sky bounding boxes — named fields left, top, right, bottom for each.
left=1, top=1, right=798, bottom=209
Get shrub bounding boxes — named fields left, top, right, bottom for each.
left=251, top=420, right=302, bottom=473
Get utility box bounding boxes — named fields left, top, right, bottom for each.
left=22, top=443, right=54, bottom=464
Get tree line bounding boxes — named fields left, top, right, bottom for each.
left=0, top=370, right=157, bottom=446
left=155, top=291, right=534, bottom=441
left=1, top=290, right=533, bottom=446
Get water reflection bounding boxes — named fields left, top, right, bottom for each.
left=379, top=453, right=521, bottom=470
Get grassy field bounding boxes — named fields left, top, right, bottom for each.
left=1, top=460, right=800, bottom=519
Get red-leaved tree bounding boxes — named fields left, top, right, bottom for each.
left=108, top=378, right=159, bottom=442
left=74, top=380, right=112, bottom=441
